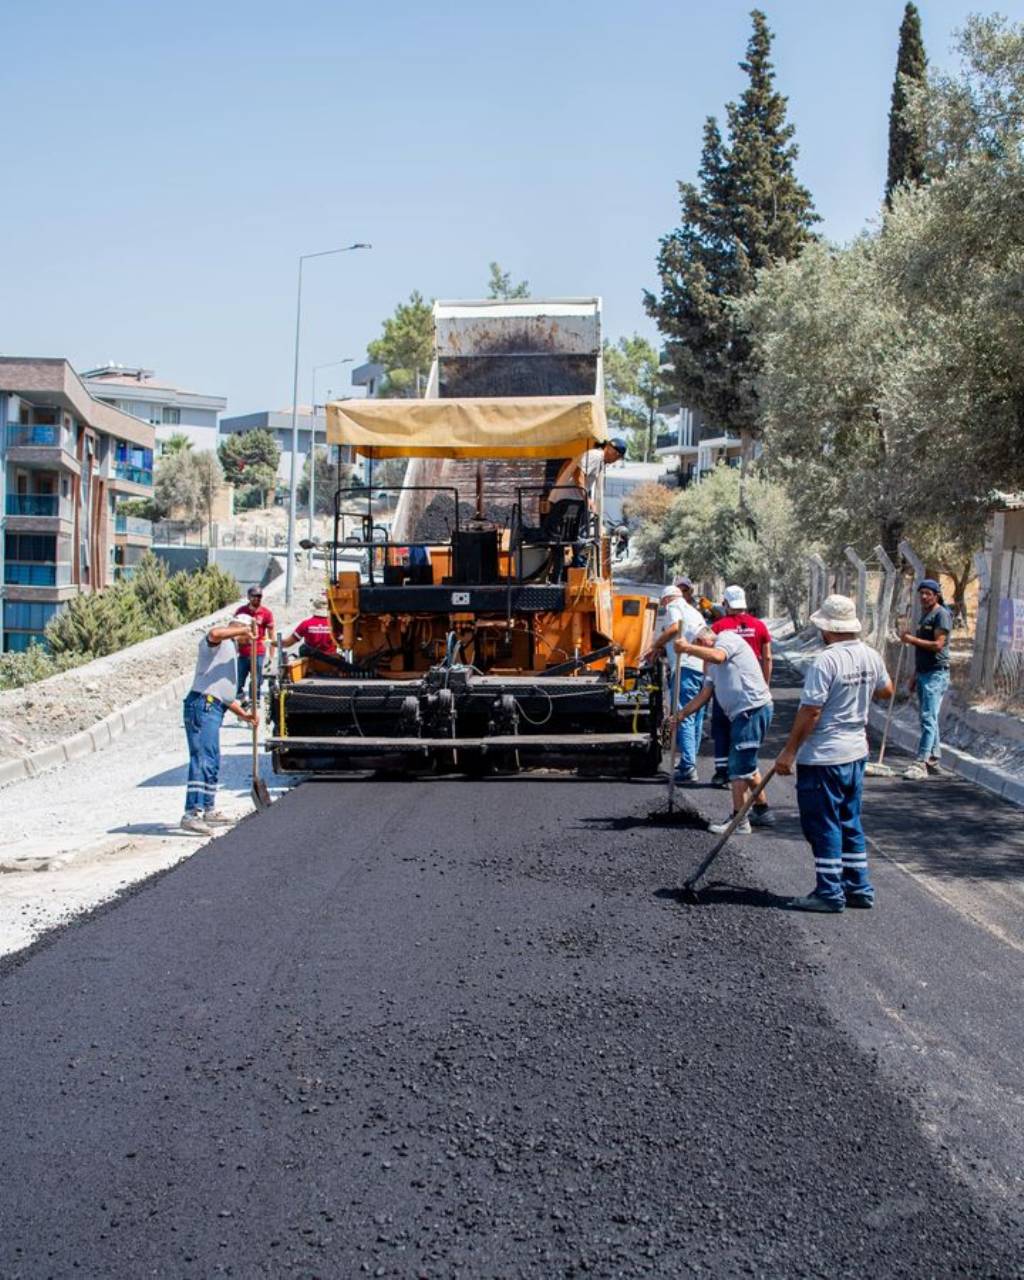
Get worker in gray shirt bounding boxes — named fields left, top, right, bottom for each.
left=775, top=595, right=893, bottom=913
left=182, top=617, right=260, bottom=835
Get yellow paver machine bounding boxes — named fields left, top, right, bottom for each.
left=267, top=298, right=664, bottom=776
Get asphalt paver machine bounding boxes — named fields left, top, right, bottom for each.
left=268, top=297, right=664, bottom=776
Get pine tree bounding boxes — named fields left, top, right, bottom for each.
left=885, top=3, right=928, bottom=205
left=645, top=10, right=816, bottom=439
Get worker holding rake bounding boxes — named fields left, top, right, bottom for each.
left=775, top=595, right=893, bottom=913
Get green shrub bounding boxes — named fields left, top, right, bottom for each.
left=45, top=581, right=152, bottom=657
left=0, top=643, right=89, bottom=691
left=131, top=551, right=182, bottom=632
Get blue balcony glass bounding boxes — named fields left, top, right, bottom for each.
left=5, top=423, right=62, bottom=448
left=5, top=494, right=60, bottom=516
left=114, top=463, right=154, bottom=486
left=3, top=561, right=71, bottom=587
left=114, top=515, right=153, bottom=536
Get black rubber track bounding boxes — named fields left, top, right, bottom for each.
left=1, top=773, right=1021, bottom=1277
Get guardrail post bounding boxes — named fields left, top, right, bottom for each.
left=844, top=546, right=867, bottom=624
left=808, top=553, right=828, bottom=617
left=873, top=545, right=898, bottom=651
left=898, top=539, right=926, bottom=627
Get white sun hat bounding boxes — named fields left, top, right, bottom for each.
left=722, top=584, right=747, bottom=610
left=810, top=593, right=862, bottom=634
left=660, top=585, right=682, bottom=602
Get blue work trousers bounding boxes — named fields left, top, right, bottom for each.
left=674, top=666, right=706, bottom=772
left=236, top=654, right=264, bottom=703
left=183, top=690, right=225, bottom=814
left=795, top=759, right=873, bottom=905
left=711, top=695, right=731, bottom=775
left=915, top=669, right=949, bottom=762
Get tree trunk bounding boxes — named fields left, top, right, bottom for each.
left=880, top=517, right=903, bottom=564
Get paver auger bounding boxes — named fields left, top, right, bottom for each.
left=267, top=297, right=664, bottom=777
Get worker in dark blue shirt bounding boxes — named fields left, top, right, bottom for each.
left=899, top=578, right=953, bottom=780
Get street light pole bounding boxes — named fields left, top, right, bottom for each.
left=285, top=243, right=370, bottom=605
left=309, top=357, right=353, bottom=548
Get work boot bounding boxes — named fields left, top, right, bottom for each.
left=203, top=810, right=235, bottom=827
left=844, top=893, right=875, bottom=910
left=902, top=762, right=928, bottom=781
left=787, top=893, right=844, bottom=913
left=708, top=814, right=751, bottom=836
left=673, top=766, right=699, bottom=786
left=749, top=804, right=776, bottom=828
left=925, top=756, right=942, bottom=775
left=710, top=768, right=730, bottom=789
left=181, top=812, right=212, bottom=835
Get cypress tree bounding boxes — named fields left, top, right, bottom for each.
left=885, top=3, right=928, bottom=205
left=645, top=10, right=816, bottom=440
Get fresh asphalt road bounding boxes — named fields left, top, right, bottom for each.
left=2, top=684, right=1024, bottom=1276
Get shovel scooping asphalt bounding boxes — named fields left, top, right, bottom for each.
left=677, top=764, right=777, bottom=904
left=665, top=658, right=683, bottom=814
left=248, top=620, right=271, bottom=811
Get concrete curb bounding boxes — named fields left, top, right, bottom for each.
left=0, top=555, right=290, bottom=791
left=0, top=671, right=192, bottom=788
left=779, top=647, right=1024, bottom=811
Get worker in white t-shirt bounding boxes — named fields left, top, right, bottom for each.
left=542, top=438, right=627, bottom=568
left=775, top=594, right=893, bottom=914
left=642, top=584, right=707, bottom=784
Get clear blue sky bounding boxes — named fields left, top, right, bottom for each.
left=2, top=0, right=1018, bottom=417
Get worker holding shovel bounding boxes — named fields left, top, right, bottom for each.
left=774, top=595, right=893, bottom=914
left=181, top=617, right=260, bottom=835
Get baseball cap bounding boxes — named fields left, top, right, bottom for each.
left=917, top=578, right=941, bottom=593
left=659, top=585, right=682, bottom=603
left=608, top=437, right=628, bottom=457
left=675, top=576, right=694, bottom=590
left=723, top=585, right=747, bottom=610
left=312, top=594, right=328, bottom=612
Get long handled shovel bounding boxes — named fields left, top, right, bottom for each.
left=249, top=626, right=271, bottom=810
left=865, top=638, right=906, bottom=778
left=666, top=658, right=683, bottom=814
left=677, top=764, right=777, bottom=903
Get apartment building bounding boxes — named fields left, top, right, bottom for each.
left=80, top=364, right=227, bottom=454
left=654, top=404, right=743, bottom=486
left=1, top=358, right=156, bottom=652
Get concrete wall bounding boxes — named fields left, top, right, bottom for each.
left=153, top=547, right=282, bottom=590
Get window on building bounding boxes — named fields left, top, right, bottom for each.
left=4, top=601, right=59, bottom=632
left=5, top=533, right=58, bottom=563
left=161, top=406, right=181, bottom=425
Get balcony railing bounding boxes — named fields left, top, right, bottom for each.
left=655, top=431, right=678, bottom=451
left=3, top=561, right=72, bottom=587
left=5, top=423, right=66, bottom=449
left=114, top=515, right=153, bottom=537
left=5, top=494, right=66, bottom=517
left=113, top=463, right=153, bottom=486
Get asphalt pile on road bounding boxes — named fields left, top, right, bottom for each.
left=1, top=774, right=1021, bottom=1277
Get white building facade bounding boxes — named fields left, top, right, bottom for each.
left=80, top=365, right=226, bottom=454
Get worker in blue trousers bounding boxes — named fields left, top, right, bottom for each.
left=775, top=595, right=894, bottom=913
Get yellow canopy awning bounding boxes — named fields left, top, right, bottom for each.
left=325, top=395, right=608, bottom=459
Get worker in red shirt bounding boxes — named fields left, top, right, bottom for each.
left=281, top=594, right=337, bottom=656
left=709, top=586, right=774, bottom=823
left=234, top=585, right=275, bottom=708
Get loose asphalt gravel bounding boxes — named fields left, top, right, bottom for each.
left=1, top=765, right=1023, bottom=1278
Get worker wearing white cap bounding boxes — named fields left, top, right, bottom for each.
left=642, top=584, right=708, bottom=784
left=775, top=594, right=893, bottom=913
left=710, top=585, right=773, bottom=814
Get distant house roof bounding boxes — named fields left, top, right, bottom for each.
left=0, top=357, right=155, bottom=449
left=79, top=364, right=226, bottom=410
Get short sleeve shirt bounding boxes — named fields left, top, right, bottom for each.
left=294, top=614, right=336, bottom=654
left=704, top=630, right=772, bottom=721
left=797, top=640, right=889, bottom=766
left=548, top=449, right=605, bottom=504
left=665, top=597, right=706, bottom=674
left=711, top=613, right=770, bottom=662
left=190, top=636, right=238, bottom=705
left=915, top=605, right=953, bottom=673
left=234, top=604, right=275, bottom=658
